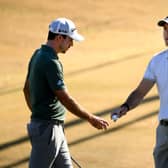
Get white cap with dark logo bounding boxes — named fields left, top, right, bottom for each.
left=158, top=16, right=168, bottom=26
left=49, top=18, right=84, bottom=42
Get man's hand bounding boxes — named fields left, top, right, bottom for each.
left=88, top=115, right=109, bottom=130
left=111, top=106, right=128, bottom=121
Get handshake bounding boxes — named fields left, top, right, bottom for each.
left=111, top=103, right=130, bottom=122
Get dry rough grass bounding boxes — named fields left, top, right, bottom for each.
left=0, top=0, right=168, bottom=167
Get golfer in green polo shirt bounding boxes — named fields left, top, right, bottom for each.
left=23, top=18, right=109, bottom=168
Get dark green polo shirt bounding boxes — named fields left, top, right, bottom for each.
left=28, top=45, right=66, bottom=121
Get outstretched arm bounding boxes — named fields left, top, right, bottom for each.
left=55, top=89, right=109, bottom=130
left=112, top=78, right=155, bottom=118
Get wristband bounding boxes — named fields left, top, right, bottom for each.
left=121, top=103, right=130, bottom=111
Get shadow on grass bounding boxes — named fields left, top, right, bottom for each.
left=65, top=51, right=148, bottom=77
left=1, top=157, right=29, bottom=168
left=0, top=95, right=159, bottom=168
left=0, top=51, right=150, bottom=96
left=69, top=110, right=158, bottom=146
left=0, top=95, right=159, bottom=151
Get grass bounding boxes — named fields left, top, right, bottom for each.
left=0, top=0, right=167, bottom=167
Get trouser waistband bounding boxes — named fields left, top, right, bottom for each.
left=31, top=118, right=64, bottom=125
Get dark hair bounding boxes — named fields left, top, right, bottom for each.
left=47, top=31, right=67, bottom=40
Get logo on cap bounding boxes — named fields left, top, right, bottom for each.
left=49, top=18, right=84, bottom=42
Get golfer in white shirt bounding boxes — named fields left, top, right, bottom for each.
left=111, top=16, right=168, bottom=168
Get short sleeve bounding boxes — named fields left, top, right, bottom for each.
left=143, top=59, right=156, bottom=82
left=45, top=59, right=66, bottom=91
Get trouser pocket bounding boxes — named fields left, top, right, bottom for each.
left=27, top=122, right=51, bottom=146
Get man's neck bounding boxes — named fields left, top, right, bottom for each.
left=46, top=40, right=59, bottom=54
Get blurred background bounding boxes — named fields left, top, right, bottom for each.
left=0, top=0, right=168, bottom=167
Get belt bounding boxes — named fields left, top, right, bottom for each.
left=160, top=120, right=168, bottom=126
left=31, top=118, right=64, bottom=125
left=50, top=119, right=64, bottom=125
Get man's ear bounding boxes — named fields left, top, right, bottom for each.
left=55, top=34, right=61, bottom=40
left=54, top=35, right=62, bottom=44
left=58, top=35, right=62, bottom=39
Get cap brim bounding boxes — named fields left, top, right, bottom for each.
left=69, top=31, right=84, bottom=42
left=158, top=20, right=168, bottom=26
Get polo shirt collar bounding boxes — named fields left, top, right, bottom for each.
left=41, top=44, right=59, bottom=59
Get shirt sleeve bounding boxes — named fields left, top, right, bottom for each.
left=143, top=58, right=156, bottom=82
left=45, top=59, right=66, bottom=91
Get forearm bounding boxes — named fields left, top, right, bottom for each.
left=111, top=79, right=154, bottom=119
left=55, top=89, right=109, bottom=130
left=123, top=79, right=154, bottom=111
left=60, top=96, right=92, bottom=121
left=124, top=89, right=145, bottom=110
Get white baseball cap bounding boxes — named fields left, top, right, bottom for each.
left=158, top=16, right=168, bottom=26
left=49, top=18, right=84, bottom=42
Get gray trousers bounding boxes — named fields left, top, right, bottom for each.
left=153, top=124, right=168, bottom=168
left=27, top=120, right=73, bottom=168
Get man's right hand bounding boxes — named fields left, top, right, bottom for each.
left=88, top=115, right=109, bottom=130
left=111, top=106, right=128, bottom=120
